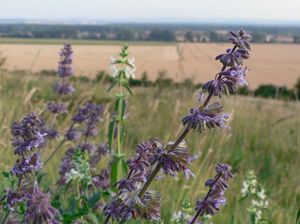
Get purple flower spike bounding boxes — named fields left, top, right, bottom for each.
left=182, top=102, right=230, bottom=132
left=4, top=189, right=28, bottom=210
left=11, top=153, right=43, bottom=177
left=47, top=102, right=68, bottom=114
left=11, top=113, right=46, bottom=155
left=25, top=186, right=60, bottom=224
left=54, top=82, right=75, bottom=95
left=58, top=44, right=74, bottom=78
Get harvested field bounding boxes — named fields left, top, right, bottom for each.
left=1, top=41, right=300, bottom=88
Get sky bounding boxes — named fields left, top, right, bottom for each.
left=1, top=0, right=300, bottom=24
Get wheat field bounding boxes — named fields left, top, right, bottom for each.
left=1, top=41, right=300, bottom=88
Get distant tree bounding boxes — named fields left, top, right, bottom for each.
left=251, top=32, right=266, bottom=43
left=141, top=71, right=152, bottom=87
left=116, top=28, right=136, bottom=41
left=185, top=31, right=194, bottom=42
left=293, top=35, right=300, bottom=43
left=254, top=85, right=277, bottom=98
left=149, top=30, right=175, bottom=41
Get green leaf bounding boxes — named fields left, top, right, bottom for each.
left=2, top=171, right=10, bottom=178
left=110, top=157, right=119, bottom=189
left=108, top=119, right=116, bottom=153
left=124, top=83, right=133, bottom=96
left=121, top=158, right=129, bottom=176
left=296, top=208, right=300, bottom=224
left=106, top=80, right=117, bottom=92
left=87, top=191, right=101, bottom=208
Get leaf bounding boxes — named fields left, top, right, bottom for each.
left=108, top=119, right=116, bottom=153
left=2, top=171, right=10, bottom=178
left=106, top=80, right=117, bottom=92
left=297, top=208, right=300, bottom=224
left=87, top=191, right=101, bottom=208
left=110, top=157, right=119, bottom=189
left=121, top=158, right=129, bottom=176
left=124, top=83, right=133, bottom=96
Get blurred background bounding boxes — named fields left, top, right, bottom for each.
left=0, top=0, right=299, bottom=223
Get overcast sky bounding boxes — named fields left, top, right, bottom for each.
left=1, top=0, right=300, bottom=24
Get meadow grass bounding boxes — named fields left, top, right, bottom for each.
left=0, top=70, right=299, bottom=223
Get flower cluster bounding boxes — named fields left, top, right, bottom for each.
left=182, top=102, right=229, bottom=132
left=25, top=186, right=60, bottom=224
left=53, top=44, right=75, bottom=96
left=190, top=163, right=233, bottom=223
left=202, top=30, right=251, bottom=98
left=110, top=44, right=136, bottom=80
left=47, top=44, right=74, bottom=115
left=58, top=103, right=107, bottom=186
left=11, top=112, right=46, bottom=156
left=241, top=170, right=269, bottom=223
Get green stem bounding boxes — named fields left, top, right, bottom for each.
left=116, top=82, right=124, bottom=181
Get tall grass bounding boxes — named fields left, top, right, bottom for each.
left=0, top=70, right=299, bottom=223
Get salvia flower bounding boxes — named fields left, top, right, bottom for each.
left=11, top=113, right=46, bottom=155
left=58, top=44, right=73, bottom=78
left=3, top=189, right=28, bottom=210
left=11, top=153, right=43, bottom=177
left=182, top=102, right=230, bottom=132
left=92, top=169, right=110, bottom=189
left=216, top=48, right=249, bottom=67
left=191, top=163, right=233, bottom=223
left=64, top=128, right=81, bottom=141
left=229, top=30, right=251, bottom=51
left=158, top=141, right=194, bottom=179
left=46, top=102, right=68, bottom=114
left=25, top=186, right=60, bottom=224
left=54, top=82, right=74, bottom=95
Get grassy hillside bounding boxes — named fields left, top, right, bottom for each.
left=0, top=70, right=299, bottom=223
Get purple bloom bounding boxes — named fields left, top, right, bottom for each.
left=58, top=147, right=75, bottom=185
left=191, top=163, right=233, bottom=223
left=72, top=102, right=104, bottom=124
left=3, top=189, right=28, bottom=210
left=117, top=172, right=146, bottom=192
left=158, top=141, right=194, bottom=178
left=89, top=144, right=109, bottom=167
left=93, top=169, right=110, bottom=189
left=25, top=186, right=60, bottom=224
left=11, top=113, right=46, bottom=155
left=11, top=153, right=43, bottom=177
left=64, top=128, right=81, bottom=141
left=215, top=162, right=234, bottom=180
left=58, top=44, right=74, bottom=78
left=182, top=102, right=230, bottom=132
left=54, top=82, right=75, bottom=95
left=229, top=29, right=251, bottom=51
left=43, top=127, right=59, bottom=139
left=216, top=48, right=249, bottom=67
left=47, top=102, right=68, bottom=114
left=195, top=196, right=226, bottom=216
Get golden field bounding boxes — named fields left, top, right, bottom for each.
left=1, top=40, right=300, bottom=88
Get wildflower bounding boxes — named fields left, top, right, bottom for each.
left=64, top=128, right=81, bottom=141
left=72, top=102, right=104, bottom=125
left=182, top=102, right=230, bottom=132
left=117, top=172, right=146, bottom=192
left=93, top=169, right=110, bottom=189
left=54, top=82, right=74, bottom=95
left=191, top=163, right=233, bottom=223
left=25, top=186, right=60, bottom=224
left=46, top=102, right=67, bottom=114
left=3, top=189, right=28, bottom=210
left=89, top=144, right=109, bottom=167
left=58, top=44, right=73, bottom=77
left=229, top=29, right=251, bottom=51
left=11, top=153, right=43, bottom=177
left=159, top=141, right=194, bottom=178
left=241, top=170, right=269, bottom=224
left=110, top=56, right=136, bottom=80
left=216, top=48, right=249, bottom=67
left=11, top=113, right=46, bottom=155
